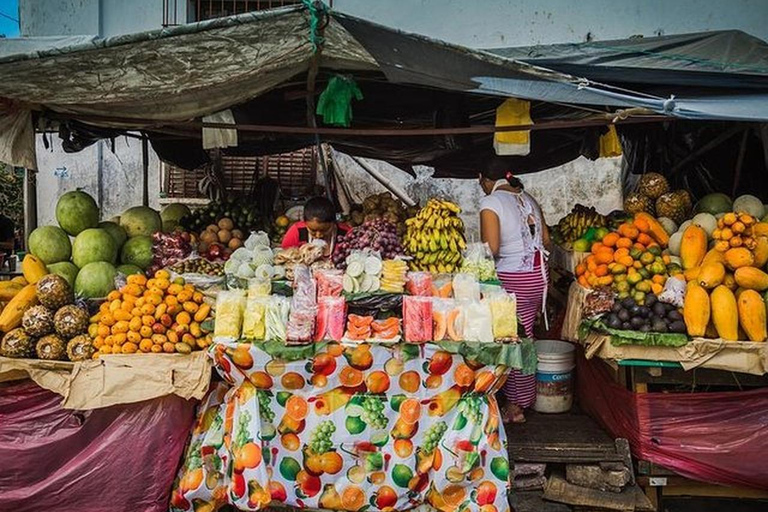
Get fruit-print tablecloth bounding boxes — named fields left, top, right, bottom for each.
left=171, top=340, right=531, bottom=512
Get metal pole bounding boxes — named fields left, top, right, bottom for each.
left=23, top=168, right=37, bottom=251
left=142, top=135, right=150, bottom=206
left=350, top=156, right=417, bottom=207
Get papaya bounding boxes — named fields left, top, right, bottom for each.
left=683, top=266, right=701, bottom=282
left=698, top=262, right=725, bottom=289
left=710, top=285, right=738, bottom=341
left=723, top=272, right=738, bottom=291
left=752, top=236, right=768, bottom=268
left=10, top=276, right=27, bottom=286
left=0, top=283, right=39, bottom=332
left=724, top=247, right=755, bottom=271
left=734, top=267, right=768, bottom=291
left=0, top=282, right=22, bottom=301
left=751, top=222, right=768, bottom=238
left=705, top=321, right=719, bottom=339
left=683, top=283, right=710, bottom=337
left=446, top=309, right=462, bottom=342
left=432, top=311, right=447, bottom=341
left=21, top=254, right=48, bottom=285
left=634, top=212, right=670, bottom=247
left=701, top=248, right=726, bottom=267
left=680, top=225, right=707, bottom=270
left=737, top=290, right=767, bottom=342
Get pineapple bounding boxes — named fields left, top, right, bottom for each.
left=623, top=192, right=655, bottom=216
left=637, top=172, right=670, bottom=200
left=1, top=328, right=36, bottom=358
left=656, top=192, right=689, bottom=224
left=36, top=334, right=68, bottom=360
left=22, top=305, right=55, bottom=337
left=54, top=305, right=89, bottom=339
left=67, top=335, right=95, bottom=361
left=37, top=274, right=74, bottom=310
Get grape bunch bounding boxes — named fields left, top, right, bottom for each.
left=309, top=420, right=336, bottom=454
left=422, top=421, right=448, bottom=454
left=257, top=390, right=275, bottom=423
left=457, top=396, right=483, bottom=425
left=360, top=396, right=388, bottom=429
left=333, top=220, right=404, bottom=267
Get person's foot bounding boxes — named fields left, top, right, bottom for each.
left=501, top=403, right=526, bottom=423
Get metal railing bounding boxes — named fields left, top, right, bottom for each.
left=163, top=0, right=330, bottom=26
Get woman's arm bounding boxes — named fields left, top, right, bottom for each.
left=480, top=209, right=501, bottom=256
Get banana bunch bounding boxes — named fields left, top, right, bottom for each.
left=403, top=198, right=466, bottom=272
left=552, top=204, right=607, bottom=244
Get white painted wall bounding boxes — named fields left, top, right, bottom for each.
left=34, top=135, right=161, bottom=227
left=333, top=0, right=768, bottom=48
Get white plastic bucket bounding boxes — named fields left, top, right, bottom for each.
left=533, top=340, right=576, bottom=414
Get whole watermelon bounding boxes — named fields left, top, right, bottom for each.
left=72, top=228, right=117, bottom=268
left=120, top=206, right=162, bottom=238
left=120, top=235, right=153, bottom=270
left=75, top=262, right=117, bottom=298
left=56, top=190, right=99, bottom=236
left=28, top=225, right=72, bottom=264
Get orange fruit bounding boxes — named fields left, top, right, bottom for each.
left=339, top=367, right=364, bottom=387
left=139, top=339, right=153, bottom=352
left=285, top=395, right=309, bottom=421
left=326, top=343, right=344, bottom=357
left=425, top=375, right=442, bottom=389
left=365, top=370, right=391, bottom=393
left=281, top=433, right=300, bottom=451
left=281, top=372, right=305, bottom=390
left=398, top=398, right=421, bottom=424
left=250, top=371, right=273, bottom=389
left=121, top=342, right=138, bottom=354
left=398, top=371, right=420, bottom=393
left=394, top=438, right=413, bottom=458
left=234, top=442, right=262, bottom=470
left=321, top=451, right=343, bottom=475
left=341, top=486, right=365, bottom=511
left=180, top=467, right=203, bottom=492
left=453, top=364, right=475, bottom=387
left=441, top=484, right=467, bottom=507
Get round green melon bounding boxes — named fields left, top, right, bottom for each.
left=117, top=264, right=144, bottom=276
left=120, top=206, right=162, bottom=238
left=160, top=203, right=192, bottom=232
left=46, top=261, right=79, bottom=286
left=56, top=190, right=99, bottom=236
left=733, top=194, right=765, bottom=218
left=98, top=221, right=128, bottom=249
left=75, top=261, right=117, bottom=298
left=694, top=193, right=732, bottom=215
left=72, top=228, right=117, bottom=268
left=120, top=235, right=153, bottom=269
left=28, top=225, right=72, bottom=264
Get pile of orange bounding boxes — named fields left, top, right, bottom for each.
left=88, top=270, right=214, bottom=356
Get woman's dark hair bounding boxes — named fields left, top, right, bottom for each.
left=303, top=196, right=337, bottom=223
left=481, top=159, right=524, bottom=190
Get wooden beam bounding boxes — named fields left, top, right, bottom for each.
left=732, top=128, right=749, bottom=196
left=668, top=125, right=744, bottom=176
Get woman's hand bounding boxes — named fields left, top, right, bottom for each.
left=480, top=209, right=501, bottom=256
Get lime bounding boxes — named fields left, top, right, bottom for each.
left=261, top=422, right=276, bottom=441
left=370, top=429, right=389, bottom=447
left=490, top=457, right=510, bottom=481
left=452, top=413, right=468, bottom=431
left=279, top=457, right=301, bottom=481
left=346, top=416, right=366, bottom=435
left=276, top=391, right=292, bottom=407
left=365, top=452, right=384, bottom=472
left=345, top=395, right=365, bottom=417
left=391, top=464, right=413, bottom=488
left=390, top=394, right=407, bottom=412
left=347, top=465, right=365, bottom=484
left=572, top=238, right=590, bottom=252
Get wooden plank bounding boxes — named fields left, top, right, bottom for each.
left=631, top=366, right=768, bottom=388
left=661, top=484, right=768, bottom=500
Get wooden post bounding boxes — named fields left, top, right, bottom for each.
left=142, top=135, right=150, bottom=207
left=23, top=168, right=37, bottom=250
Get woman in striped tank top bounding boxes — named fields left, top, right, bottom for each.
left=479, top=164, right=550, bottom=423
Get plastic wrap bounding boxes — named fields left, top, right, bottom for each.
left=403, top=295, right=434, bottom=343
left=315, top=269, right=344, bottom=298
left=265, top=296, right=291, bottom=342
left=431, top=273, right=453, bottom=298
left=432, top=298, right=463, bottom=342
left=489, top=292, right=518, bottom=339
left=462, top=300, right=494, bottom=343
left=242, top=296, right=269, bottom=341
left=213, top=290, right=246, bottom=339
left=370, top=317, right=401, bottom=341
left=577, top=351, right=768, bottom=490
left=659, top=276, right=686, bottom=308
left=247, top=276, right=272, bottom=297
left=286, top=265, right=317, bottom=343
left=345, top=314, right=374, bottom=341
left=406, top=271, right=433, bottom=297
left=314, top=296, right=347, bottom=342
left=0, top=380, right=196, bottom=512
left=453, top=273, right=480, bottom=301
left=460, top=242, right=498, bottom=281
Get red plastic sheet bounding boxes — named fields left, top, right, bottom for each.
left=577, top=352, right=768, bottom=490
left=0, top=380, right=196, bottom=512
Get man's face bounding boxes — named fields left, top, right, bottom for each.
left=306, top=219, right=334, bottom=239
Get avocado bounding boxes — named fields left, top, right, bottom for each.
left=618, top=309, right=631, bottom=322
left=630, top=305, right=643, bottom=317
left=606, top=314, right=622, bottom=329
left=645, top=294, right=658, bottom=307
left=621, top=321, right=632, bottom=330
left=638, top=306, right=651, bottom=318
left=639, top=324, right=652, bottom=333
left=652, top=302, right=667, bottom=317
left=669, top=321, right=687, bottom=333
left=651, top=318, right=668, bottom=333
left=612, top=302, right=624, bottom=314
left=667, top=310, right=683, bottom=322
left=630, top=317, right=645, bottom=329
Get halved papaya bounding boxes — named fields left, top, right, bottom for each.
left=433, top=311, right=448, bottom=341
